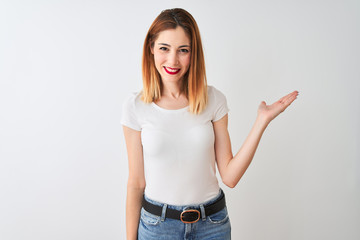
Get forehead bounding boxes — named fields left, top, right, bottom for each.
left=155, top=27, right=190, bottom=46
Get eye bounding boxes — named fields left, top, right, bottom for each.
left=179, top=49, right=189, bottom=53
left=159, top=47, right=168, bottom=51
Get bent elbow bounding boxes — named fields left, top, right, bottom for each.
left=222, top=178, right=237, bottom=189
left=225, top=182, right=237, bottom=189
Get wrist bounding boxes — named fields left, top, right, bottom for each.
left=255, top=115, right=270, bottom=128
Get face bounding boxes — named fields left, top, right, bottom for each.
left=151, top=27, right=191, bottom=84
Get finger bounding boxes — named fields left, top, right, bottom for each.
left=279, top=91, right=298, bottom=103
left=278, top=92, right=293, bottom=103
left=282, top=92, right=298, bottom=106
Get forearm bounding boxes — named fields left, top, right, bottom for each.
left=224, top=116, right=269, bottom=188
left=126, top=185, right=145, bottom=240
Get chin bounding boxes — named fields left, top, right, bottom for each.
left=161, top=74, right=185, bottom=83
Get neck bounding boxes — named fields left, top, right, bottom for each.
left=161, top=81, right=184, bottom=99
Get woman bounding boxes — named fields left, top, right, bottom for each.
left=121, top=8, right=298, bottom=240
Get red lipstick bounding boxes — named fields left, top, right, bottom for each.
left=164, top=66, right=180, bottom=75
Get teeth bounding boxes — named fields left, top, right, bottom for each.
left=165, top=67, right=179, bottom=72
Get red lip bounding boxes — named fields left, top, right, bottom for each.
left=164, top=66, right=180, bottom=75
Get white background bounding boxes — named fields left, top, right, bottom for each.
left=0, top=0, right=359, bottom=239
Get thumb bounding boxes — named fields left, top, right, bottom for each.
left=258, top=101, right=266, bottom=110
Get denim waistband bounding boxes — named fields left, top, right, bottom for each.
left=143, top=188, right=225, bottom=211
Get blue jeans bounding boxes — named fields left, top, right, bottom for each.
left=138, top=189, right=231, bottom=240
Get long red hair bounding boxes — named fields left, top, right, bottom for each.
left=141, top=8, right=208, bottom=114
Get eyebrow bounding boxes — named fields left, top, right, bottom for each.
left=158, top=43, right=190, bottom=48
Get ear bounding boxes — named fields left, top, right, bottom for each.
left=150, top=46, right=154, bottom=54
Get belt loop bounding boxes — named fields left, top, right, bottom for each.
left=160, top=203, right=167, bottom=222
left=199, top=204, right=206, bottom=221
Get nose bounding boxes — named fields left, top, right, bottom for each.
left=168, top=50, right=179, bottom=66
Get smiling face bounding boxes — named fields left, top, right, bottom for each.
left=151, top=26, right=191, bottom=85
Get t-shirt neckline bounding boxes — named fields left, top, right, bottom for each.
left=151, top=102, right=189, bottom=112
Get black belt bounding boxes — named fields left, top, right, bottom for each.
left=142, top=190, right=226, bottom=224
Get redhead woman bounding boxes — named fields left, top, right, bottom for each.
left=121, top=8, right=298, bottom=240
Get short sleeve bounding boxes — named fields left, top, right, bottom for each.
left=121, top=93, right=141, bottom=131
left=212, top=87, right=230, bottom=122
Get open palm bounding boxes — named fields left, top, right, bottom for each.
left=258, top=91, right=299, bottom=123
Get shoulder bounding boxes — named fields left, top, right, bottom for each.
left=121, top=90, right=144, bottom=131
left=206, top=85, right=229, bottom=121
left=207, top=85, right=227, bottom=102
left=124, top=90, right=142, bottom=103
left=122, top=90, right=144, bottom=109
left=121, top=90, right=145, bottom=119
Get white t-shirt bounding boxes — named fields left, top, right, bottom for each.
left=121, top=85, right=229, bottom=205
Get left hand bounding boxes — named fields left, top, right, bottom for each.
left=257, top=90, right=299, bottom=124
